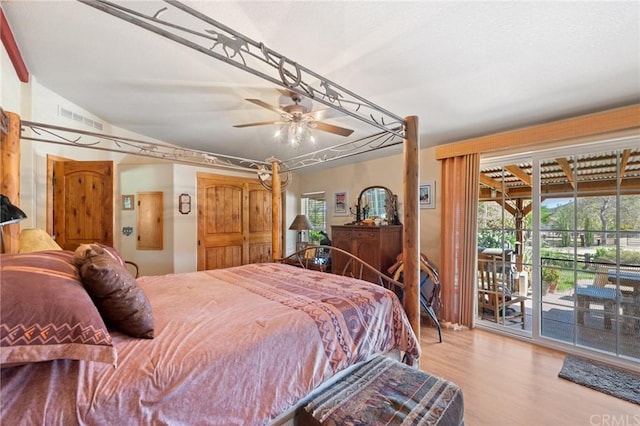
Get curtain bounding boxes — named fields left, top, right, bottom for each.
left=440, top=153, right=479, bottom=327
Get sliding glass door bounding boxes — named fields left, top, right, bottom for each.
left=479, top=142, right=639, bottom=363
left=477, top=156, right=533, bottom=336
left=537, top=147, right=639, bottom=361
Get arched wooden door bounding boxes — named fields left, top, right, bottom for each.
left=197, top=173, right=271, bottom=271
left=53, top=160, right=114, bottom=250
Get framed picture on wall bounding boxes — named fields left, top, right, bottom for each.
left=419, top=181, right=435, bottom=209
left=122, top=194, right=135, bottom=210
left=333, top=191, right=349, bottom=216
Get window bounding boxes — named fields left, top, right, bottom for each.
left=301, top=192, right=326, bottom=244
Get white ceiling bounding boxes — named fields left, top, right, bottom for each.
left=3, top=1, right=639, bottom=171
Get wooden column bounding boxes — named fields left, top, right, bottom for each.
left=271, top=161, right=282, bottom=260
left=1, top=112, right=22, bottom=253
left=403, top=116, right=420, bottom=340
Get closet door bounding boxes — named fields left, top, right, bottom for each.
left=247, top=183, right=272, bottom=263
left=196, top=173, right=271, bottom=270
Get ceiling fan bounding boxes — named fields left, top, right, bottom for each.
left=233, top=92, right=354, bottom=145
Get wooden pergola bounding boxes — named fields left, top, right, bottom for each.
left=480, top=149, right=640, bottom=202
left=478, top=148, right=640, bottom=269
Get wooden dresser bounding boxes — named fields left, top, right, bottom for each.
left=331, top=225, right=403, bottom=283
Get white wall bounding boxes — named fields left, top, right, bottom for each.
left=297, top=148, right=442, bottom=267
left=119, top=163, right=174, bottom=276
left=0, top=46, right=24, bottom=114
left=283, top=174, right=301, bottom=256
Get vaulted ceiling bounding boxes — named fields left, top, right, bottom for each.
left=2, top=1, right=639, bottom=172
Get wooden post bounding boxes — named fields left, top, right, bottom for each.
left=271, top=161, right=282, bottom=260
left=0, top=111, right=22, bottom=253
left=403, top=116, right=420, bottom=340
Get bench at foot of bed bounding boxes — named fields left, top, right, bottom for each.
left=297, top=355, right=464, bottom=426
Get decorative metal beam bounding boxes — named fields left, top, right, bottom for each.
left=281, top=126, right=404, bottom=171
left=20, top=119, right=408, bottom=176
left=20, top=121, right=266, bottom=173
left=78, top=0, right=406, bottom=140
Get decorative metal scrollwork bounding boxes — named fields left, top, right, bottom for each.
left=20, top=121, right=266, bottom=173
left=0, top=107, right=8, bottom=137
left=257, top=162, right=292, bottom=192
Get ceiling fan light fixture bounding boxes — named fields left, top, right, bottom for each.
left=274, top=121, right=314, bottom=148
left=235, top=93, right=350, bottom=147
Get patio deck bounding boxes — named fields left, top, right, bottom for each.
left=488, top=290, right=639, bottom=361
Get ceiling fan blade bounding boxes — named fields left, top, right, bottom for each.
left=276, top=88, right=296, bottom=98
left=246, top=98, right=287, bottom=115
left=312, top=121, right=354, bottom=137
left=233, top=120, right=281, bottom=128
left=305, top=108, right=345, bottom=121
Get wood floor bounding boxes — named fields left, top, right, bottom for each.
left=418, top=324, right=639, bottom=426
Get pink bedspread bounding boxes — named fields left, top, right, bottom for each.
left=1, top=263, right=418, bottom=425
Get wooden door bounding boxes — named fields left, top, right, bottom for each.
left=137, top=191, right=163, bottom=250
left=53, top=160, right=113, bottom=250
left=197, top=173, right=271, bottom=271
left=247, top=183, right=272, bottom=263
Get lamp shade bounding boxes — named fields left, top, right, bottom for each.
left=0, top=194, right=27, bottom=226
left=289, top=214, right=313, bottom=231
left=19, top=228, right=62, bottom=253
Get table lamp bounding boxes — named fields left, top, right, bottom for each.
left=289, top=214, right=313, bottom=250
left=1, top=194, right=28, bottom=253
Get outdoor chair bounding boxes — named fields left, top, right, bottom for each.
left=477, top=253, right=526, bottom=329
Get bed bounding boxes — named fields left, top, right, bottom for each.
left=0, top=247, right=419, bottom=425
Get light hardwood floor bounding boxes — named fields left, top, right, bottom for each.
left=418, top=324, right=639, bottom=426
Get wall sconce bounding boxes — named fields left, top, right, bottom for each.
left=0, top=194, right=28, bottom=253
left=178, top=193, right=191, bottom=214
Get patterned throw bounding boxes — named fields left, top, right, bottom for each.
left=214, top=263, right=420, bottom=370
left=303, top=356, right=464, bottom=426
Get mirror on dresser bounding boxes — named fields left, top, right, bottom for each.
left=351, top=186, right=400, bottom=225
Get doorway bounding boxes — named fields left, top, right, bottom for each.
left=47, top=155, right=114, bottom=250
left=477, top=156, right=533, bottom=336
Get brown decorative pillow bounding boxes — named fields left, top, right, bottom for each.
left=0, top=251, right=117, bottom=367
left=96, top=242, right=126, bottom=267
left=75, top=246, right=154, bottom=339
left=74, top=242, right=125, bottom=267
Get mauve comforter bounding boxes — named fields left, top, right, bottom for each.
left=1, top=263, right=419, bottom=425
